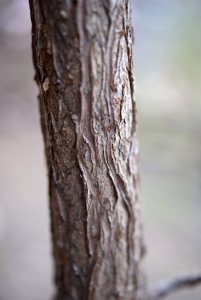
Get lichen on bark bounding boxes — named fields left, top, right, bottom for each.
left=29, top=0, right=143, bottom=299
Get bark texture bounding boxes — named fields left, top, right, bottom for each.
left=29, top=0, right=143, bottom=299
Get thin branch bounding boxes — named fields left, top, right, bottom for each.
left=148, top=271, right=201, bottom=300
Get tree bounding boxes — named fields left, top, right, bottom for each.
left=29, top=1, right=201, bottom=299
left=29, top=0, right=143, bottom=299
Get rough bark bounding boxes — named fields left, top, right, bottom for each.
left=29, top=0, right=143, bottom=299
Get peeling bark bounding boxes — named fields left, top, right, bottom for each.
left=29, top=0, right=143, bottom=299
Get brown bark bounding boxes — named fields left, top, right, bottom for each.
left=29, top=0, right=143, bottom=299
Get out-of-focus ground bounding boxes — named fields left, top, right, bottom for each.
left=133, top=1, right=201, bottom=299
left=0, top=0, right=200, bottom=299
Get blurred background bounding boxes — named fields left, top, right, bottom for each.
left=0, top=0, right=200, bottom=299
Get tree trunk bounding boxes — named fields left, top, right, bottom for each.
left=29, top=0, right=143, bottom=299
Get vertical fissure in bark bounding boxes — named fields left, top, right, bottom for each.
left=29, top=0, right=143, bottom=299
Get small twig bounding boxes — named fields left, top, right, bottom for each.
left=148, top=271, right=201, bottom=300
